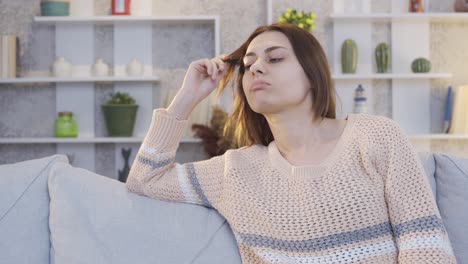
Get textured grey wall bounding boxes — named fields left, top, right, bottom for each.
left=1, top=0, right=468, bottom=177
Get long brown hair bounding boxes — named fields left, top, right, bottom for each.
left=218, top=23, right=336, bottom=148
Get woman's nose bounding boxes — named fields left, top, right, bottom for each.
left=249, top=59, right=265, bottom=75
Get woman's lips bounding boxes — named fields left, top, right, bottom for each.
left=250, top=80, right=270, bottom=92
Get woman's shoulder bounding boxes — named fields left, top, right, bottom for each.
left=226, top=144, right=268, bottom=156
left=220, top=144, right=269, bottom=162
left=350, top=113, right=403, bottom=135
left=349, top=113, right=408, bottom=149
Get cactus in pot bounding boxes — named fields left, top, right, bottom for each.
left=411, top=58, right=431, bottom=73
left=341, top=39, right=358, bottom=74
left=375, top=43, right=390, bottom=73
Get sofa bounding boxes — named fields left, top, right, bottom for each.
left=0, top=152, right=467, bottom=264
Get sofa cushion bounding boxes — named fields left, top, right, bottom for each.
left=0, top=154, right=68, bottom=264
left=418, top=151, right=436, bottom=196
left=48, top=161, right=241, bottom=264
left=434, top=153, right=468, bottom=264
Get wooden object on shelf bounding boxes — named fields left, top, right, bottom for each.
left=454, top=0, right=468, bottom=12
left=0, top=35, right=17, bottom=78
left=449, top=85, right=468, bottom=134
left=409, top=0, right=424, bottom=13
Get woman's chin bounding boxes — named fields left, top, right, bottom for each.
left=250, top=103, right=280, bottom=115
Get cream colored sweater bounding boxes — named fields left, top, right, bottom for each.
left=126, top=109, right=456, bottom=264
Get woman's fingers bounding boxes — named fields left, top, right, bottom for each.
left=210, top=59, right=218, bottom=80
left=211, top=56, right=227, bottom=80
left=212, top=56, right=225, bottom=69
left=194, top=56, right=227, bottom=81
left=203, top=58, right=212, bottom=76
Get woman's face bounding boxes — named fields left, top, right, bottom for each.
left=242, top=31, right=311, bottom=115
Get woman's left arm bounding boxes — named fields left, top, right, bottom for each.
left=375, top=118, right=457, bottom=263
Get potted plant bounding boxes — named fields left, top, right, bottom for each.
left=102, top=92, right=138, bottom=137
left=278, top=8, right=316, bottom=31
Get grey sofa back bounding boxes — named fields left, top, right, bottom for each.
left=1, top=153, right=467, bottom=264
left=419, top=152, right=468, bottom=264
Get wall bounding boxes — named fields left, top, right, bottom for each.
left=1, top=0, right=467, bottom=178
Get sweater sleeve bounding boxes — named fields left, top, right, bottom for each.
left=125, top=109, right=225, bottom=209
left=374, top=117, right=457, bottom=263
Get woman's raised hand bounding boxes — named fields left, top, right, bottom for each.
left=167, top=55, right=227, bottom=120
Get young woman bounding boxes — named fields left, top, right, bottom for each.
left=126, top=23, right=456, bottom=263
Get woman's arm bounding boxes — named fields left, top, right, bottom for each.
left=375, top=118, right=457, bottom=263
left=126, top=56, right=228, bottom=209
left=125, top=109, right=225, bottom=209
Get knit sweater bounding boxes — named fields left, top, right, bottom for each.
left=126, top=109, right=457, bottom=264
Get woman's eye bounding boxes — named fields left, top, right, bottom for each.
left=270, top=58, right=283, bottom=63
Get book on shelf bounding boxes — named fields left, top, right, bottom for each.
left=0, top=35, right=18, bottom=79
left=443, top=86, right=452, bottom=133
left=449, top=85, right=468, bottom=134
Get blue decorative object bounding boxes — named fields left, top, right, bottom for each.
left=443, top=86, right=453, bottom=133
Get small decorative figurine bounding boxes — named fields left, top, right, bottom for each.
left=118, top=148, right=132, bottom=182
left=353, top=84, right=367, bottom=114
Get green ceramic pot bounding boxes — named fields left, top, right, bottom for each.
left=102, top=104, right=138, bottom=137
left=40, top=2, right=69, bottom=16
left=54, top=112, right=78, bottom=137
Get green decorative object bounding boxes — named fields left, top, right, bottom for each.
left=102, top=92, right=138, bottom=137
left=40, top=1, right=70, bottom=16
left=278, top=8, right=316, bottom=31
left=375, top=43, right=390, bottom=73
left=411, top=57, right=431, bottom=73
left=54, top=112, right=78, bottom=137
left=341, top=39, right=358, bottom=74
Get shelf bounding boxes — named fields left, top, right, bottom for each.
left=34, top=15, right=219, bottom=25
left=0, top=137, right=202, bottom=144
left=409, top=134, right=468, bottom=140
left=332, top=73, right=452, bottom=80
left=330, top=13, right=468, bottom=23
left=0, top=76, right=161, bottom=84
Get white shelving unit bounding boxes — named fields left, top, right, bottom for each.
left=0, top=137, right=201, bottom=144
left=409, top=134, right=468, bottom=140
left=331, top=13, right=468, bottom=23
left=331, top=0, right=468, bottom=147
left=0, top=76, right=161, bottom=84
left=34, top=15, right=219, bottom=24
left=1, top=15, right=220, bottom=176
left=332, top=73, right=452, bottom=80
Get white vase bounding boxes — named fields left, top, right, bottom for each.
left=93, top=59, right=109, bottom=77
left=131, top=0, right=153, bottom=16
left=52, top=57, right=72, bottom=77
left=70, top=0, right=94, bottom=17
left=126, top=59, right=143, bottom=76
